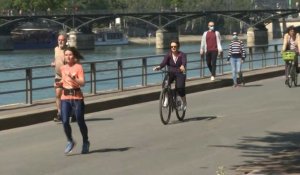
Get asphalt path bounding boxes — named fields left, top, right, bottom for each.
left=1, top=76, right=300, bottom=175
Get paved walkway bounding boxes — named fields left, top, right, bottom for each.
left=2, top=67, right=300, bottom=175
left=2, top=65, right=300, bottom=175
left=0, top=66, right=284, bottom=131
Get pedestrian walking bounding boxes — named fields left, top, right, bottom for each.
left=51, top=34, right=76, bottom=122
left=227, top=32, right=246, bottom=87
left=200, top=21, right=223, bottom=81
left=51, top=34, right=67, bottom=122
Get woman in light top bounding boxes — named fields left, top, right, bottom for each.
left=281, top=25, right=300, bottom=84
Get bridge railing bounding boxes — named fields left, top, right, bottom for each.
left=0, top=44, right=284, bottom=106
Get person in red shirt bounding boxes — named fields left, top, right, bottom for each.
left=200, top=21, right=223, bottom=81
left=56, top=47, right=89, bottom=154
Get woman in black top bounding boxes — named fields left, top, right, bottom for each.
left=154, top=40, right=187, bottom=110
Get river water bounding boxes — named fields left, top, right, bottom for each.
left=0, top=38, right=283, bottom=106
left=0, top=41, right=203, bottom=69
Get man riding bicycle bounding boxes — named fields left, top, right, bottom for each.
left=281, top=25, right=300, bottom=84
left=154, top=40, right=187, bottom=110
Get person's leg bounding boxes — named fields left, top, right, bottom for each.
left=61, top=100, right=73, bottom=142
left=73, top=100, right=90, bottom=154
left=55, top=87, right=62, bottom=118
left=230, top=57, right=237, bottom=85
left=73, top=100, right=88, bottom=143
left=206, top=52, right=212, bottom=75
left=176, top=73, right=187, bottom=109
left=236, top=58, right=242, bottom=84
left=285, top=61, right=288, bottom=79
left=211, top=51, right=218, bottom=77
left=294, top=55, right=299, bottom=73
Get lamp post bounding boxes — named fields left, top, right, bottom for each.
left=71, top=0, right=75, bottom=29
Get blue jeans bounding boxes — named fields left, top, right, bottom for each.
left=61, top=99, right=88, bottom=143
left=230, top=57, right=242, bottom=85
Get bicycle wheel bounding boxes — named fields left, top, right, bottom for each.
left=287, top=64, right=293, bottom=88
left=159, top=88, right=171, bottom=125
left=175, top=95, right=186, bottom=121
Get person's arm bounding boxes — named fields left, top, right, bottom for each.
left=227, top=41, right=232, bottom=62
left=154, top=54, right=169, bottom=71
left=51, top=47, right=57, bottom=67
left=200, top=32, right=206, bottom=56
left=180, top=52, right=187, bottom=73
left=216, top=31, right=223, bottom=54
left=297, top=33, right=300, bottom=53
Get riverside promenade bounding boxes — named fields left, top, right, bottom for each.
left=1, top=65, right=300, bottom=175
left=0, top=66, right=284, bottom=131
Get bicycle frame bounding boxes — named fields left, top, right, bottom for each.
left=285, top=59, right=298, bottom=88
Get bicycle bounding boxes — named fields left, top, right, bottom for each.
left=158, top=70, right=186, bottom=125
left=282, top=51, right=298, bottom=88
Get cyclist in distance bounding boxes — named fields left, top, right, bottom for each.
left=281, top=25, right=300, bottom=84
left=154, top=40, right=187, bottom=110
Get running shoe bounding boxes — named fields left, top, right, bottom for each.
left=163, top=98, right=168, bottom=107
left=81, top=141, right=90, bottom=154
left=65, top=141, right=76, bottom=154
left=54, top=113, right=61, bottom=122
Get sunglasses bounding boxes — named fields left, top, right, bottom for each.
left=170, top=46, right=177, bottom=48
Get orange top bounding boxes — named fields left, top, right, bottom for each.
left=60, top=63, right=84, bottom=100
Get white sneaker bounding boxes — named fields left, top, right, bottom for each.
left=163, top=98, right=168, bottom=107
left=179, top=104, right=187, bottom=111
left=210, top=76, right=215, bottom=81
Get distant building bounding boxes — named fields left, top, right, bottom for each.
left=254, top=0, right=289, bottom=9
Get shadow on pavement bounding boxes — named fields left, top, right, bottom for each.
left=66, top=147, right=133, bottom=156
left=170, top=116, right=217, bottom=125
left=211, top=131, right=300, bottom=174
left=85, top=117, right=113, bottom=122
left=89, top=147, right=133, bottom=154
left=242, top=84, right=263, bottom=88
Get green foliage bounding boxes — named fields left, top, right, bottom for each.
left=0, top=0, right=257, bottom=12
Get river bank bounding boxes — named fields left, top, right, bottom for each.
left=128, top=34, right=247, bottom=44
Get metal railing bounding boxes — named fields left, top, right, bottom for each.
left=0, top=44, right=284, bottom=106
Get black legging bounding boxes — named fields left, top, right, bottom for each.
left=168, top=72, right=186, bottom=97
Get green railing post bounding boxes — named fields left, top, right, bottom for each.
left=262, top=47, right=266, bottom=68
left=25, top=68, right=32, bottom=104
left=274, top=45, right=279, bottom=66
left=200, top=55, right=205, bottom=77
left=249, top=47, right=253, bottom=70
left=118, top=60, right=123, bottom=91
left=142, top=58, right=147, bottom=86
left=90, top=63, right=96, bottom=94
